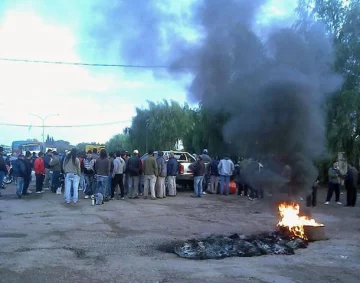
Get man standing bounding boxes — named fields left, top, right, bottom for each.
left=201, top=149, right=212, bottom=163
left=156, top=151, right=167, bottom=199
left=49, top=151, right=61, bottom=194
left=112, top=151, right=126, bottom=200
left=126, top=150, right=142, bottom=199
left=201, top=149, right=212, bottom=195
left=325, top=161, right=342, bottom=205
left=82, top=150, right=96, bottom=199
left=34, top=152, right=46, bottom=194
left=12, top=154, right=26, bottom=198
left=208, top=157, right=220, bottom=194
left=166, top=152, right=178, bottom=197
left=218, top=155, right=235, bottom=195
left=108, top=152, right=115, bottom=199
left=143, top=150, right=158, bottom=200
left=191, top=155, right=205, bottom=197
left=345, top=163, right=358, bottom=207
left=23, top=151, right=33, bottom=195
left=0, top=147, right=7, bottom=194
left=30, top=152, right=37, bottom=169
left=43, top=149, right=53, bottom=190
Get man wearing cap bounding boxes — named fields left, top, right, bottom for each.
left=12, top=154, right=27, bottom=198
left=201, top=149, right=212, bottom=195
left=126, top=150, right=142, bottom=199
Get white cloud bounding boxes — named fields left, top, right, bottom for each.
left=0, top=8, right=187, bottom=146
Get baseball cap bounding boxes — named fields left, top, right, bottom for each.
left=133, top=149, right=139, bottom=154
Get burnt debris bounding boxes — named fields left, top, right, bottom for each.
left=173, top=231, right=308, bottom=260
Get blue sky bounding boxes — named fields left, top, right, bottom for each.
left=0, top=0, right=297, bottom=146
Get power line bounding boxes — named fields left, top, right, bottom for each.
left=0, top=120, right=131, bottom=128
left=0, top=57, right=190, bottom=69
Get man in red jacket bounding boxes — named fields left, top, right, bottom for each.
left=34, top=152, right=45, bottom=194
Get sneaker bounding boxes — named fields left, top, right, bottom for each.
left=66, top=201, right=71, bottom=204
left=84, top=195, right=90, bottom=199
left=139, top=193, right=143, bottom=196
left=324, top=201, right=329, bottom=205
left=120, top=197, right=125, bottom=200
left=56, top=188, right=62, bottom=195
left=336, top=201, right=342, bottom=205
left=27, top=190, right=33, bottom=194
left=151, top=197, right=157, bottom=200
left=44, top=188, right=50, bottom=191
left=111, top=197, right=115, bottom=200
left=73, top=201, right=78, bottom=204
left=36, top=191, right=43, bottom=194
left=202, top=191, right=207, bottom=195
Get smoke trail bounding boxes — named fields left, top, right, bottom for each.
left=91, top=0, right=342, bottom=194
left=181, top=0, right=342, bottom=194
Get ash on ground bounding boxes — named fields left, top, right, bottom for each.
left=172, top=231, right=308, bottom=260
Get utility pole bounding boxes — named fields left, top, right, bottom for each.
left=29, top=113, right=59, bottom=145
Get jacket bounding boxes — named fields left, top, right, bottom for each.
left=218, top=158, right=234, bottom=176
left=43, top=154, right=52, bottom=169
left=210, top=159, right=219, bottom=175
left=0, top=155, right=6, bottom=172
left=126, top=156, right=142, bottom=176
left=82, top=157, right=95, bottom=175
left=23, top=158, right=32, bottom=177
left=345, top=167, right=358, bottom=189
left=201, top=154, right=212, bottom=163
left=192, top=160, right=205, bottom=177
left=156, top=156, right=167, bottom=177
left=113, top=157, right=126, bottom=176
left=49, top=156, right=61, bottom=172
left=143, top=156, right=158, bottom=176
left=167, top=157, right=178, bottom=176
left=34, top=158, right=45, bottom=174
left=12, top=159, right=26, bottom=178
left=63, top=157, right=81, bottom=175
left=95, top=157, right=110, bottom=177
left=328, top=167, right=341, bottom=184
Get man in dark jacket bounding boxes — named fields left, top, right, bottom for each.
left=43, top=149, right=53, bottom=190
left=191, top=155, right=205, bottom=197
left=13, top=154, right=27, bottom=198
left=208, top=157, right=220, bottom=194
left=166, top=152, right=179, bottom=196
left=49, top=152, right=62, bottom=194
left=126, top=150, right=142, bottom=199
left=156, top=151, right=167, bottom=199
left=23, top=151, right=33, bottom=195
left=345, top=163, right=358, bottom=207
left=0, top=147, right=7, bottom=193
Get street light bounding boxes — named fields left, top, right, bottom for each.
left=29, top=113, right=59, bottom=144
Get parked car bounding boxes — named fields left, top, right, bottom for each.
left=140, top=151, right=196, bottom=188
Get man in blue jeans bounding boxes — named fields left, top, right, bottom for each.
left=12, top=154, right=27, bottom=198
left=218, top=155, right=235, bottom=195
left=0, top=146, right=7, bottom=195
left=191, top=155, right=205, bottom=197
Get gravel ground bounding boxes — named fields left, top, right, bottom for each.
left=0, top=182, right=359, bottom=283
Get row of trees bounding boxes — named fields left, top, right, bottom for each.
left=106, top=0, right=360, bottom=165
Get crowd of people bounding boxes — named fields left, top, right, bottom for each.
left=0, top=146, right=358, bottom=207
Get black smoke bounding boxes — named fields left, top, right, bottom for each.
left=91, top=0, right=342, bottom=194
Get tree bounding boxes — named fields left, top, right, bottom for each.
left=296, top=0, right=360, bottom=163
left=106, top=134, right=132, bottom=153
left=129, top=100, right=193, bottom=153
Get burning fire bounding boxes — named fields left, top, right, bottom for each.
left=277, top=203, right=324, bottom=240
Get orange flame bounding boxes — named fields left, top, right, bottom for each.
left=277, top=203, right=324, bottom=240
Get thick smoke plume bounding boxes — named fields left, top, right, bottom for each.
left=93, top=0, right=341, bottom=194
left=180, top=0, right=342, bottom=194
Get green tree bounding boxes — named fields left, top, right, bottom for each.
left=106, top=134, right=132, bottom=153
left=129, top=100, right=193, bottom=153
left=297, top=0, right=360, bottom=163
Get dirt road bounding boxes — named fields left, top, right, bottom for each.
left=0, top=184, right=359, bottom=283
